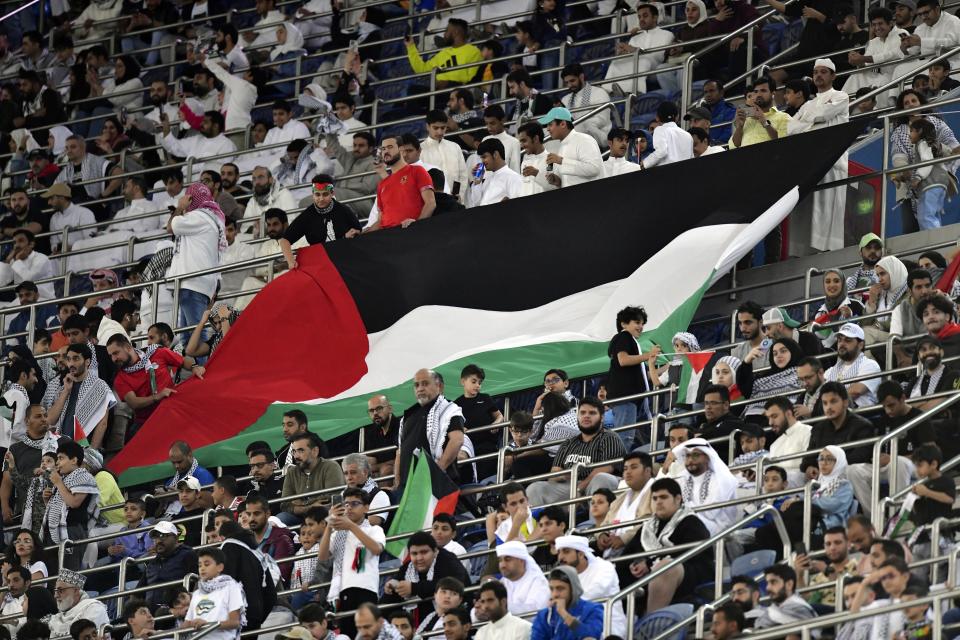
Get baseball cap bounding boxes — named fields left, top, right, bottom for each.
left=859, top=232, right=883, bottom=249
left=684, top=106, right=712, bottom=122
left=761, top=307, right=801, bottom=328
left=607, top=127, right=633, bottom=140
left=176, top=476, right=202, bottom=491
left=737, top=423, right=766, bottom=440
left=276, top=628, right=313, bottom=640
left=537, top=107, right=574, bottom=125
left=27, top=148, right=50, bottom=160
left=150, top=521, right=180, bottom=537
left=41, top=183, right=71, bottom=199
left=889, top=0, right=917, bottom=10
left=837, top=323, right=865, bottom=341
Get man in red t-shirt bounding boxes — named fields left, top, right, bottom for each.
left=365, top=135, right=436, bottom=232
left=105, top=333, right=205, bottom=437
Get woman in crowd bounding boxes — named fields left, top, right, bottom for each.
left=812, top=268, right=865, bottom=348
left=710, top=355, right=749, bottom=407
left=864, top=254, right=908, bottom=346
left=7, top=529, right=49, bottom=580
left=741, top=337, right=804, bottom=420
left=658, top=0, right=710, bottom=93
left=270, top=23, right=311, bottom=100
left=532, top=391, right=580, bottom=454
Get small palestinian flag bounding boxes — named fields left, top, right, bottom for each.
left=74, top=417, right=89, bottom=447
left=107, top=121, right=864, bottom=486
left=385, top=452, right=460, bottom=557
left=682, top=351, right=716, bottom=374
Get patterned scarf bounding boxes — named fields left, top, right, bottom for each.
left=61, top=154, right=107, bottom=198
left=570, top=84, right=593, bottom=111
left=42, top=374, right=111, bottom=437
left=198, top=574, right=237, bottom=593
left=640, top=504, right=695, bottom=552
left=371, top=622, right=404, bottom=640
left=143, top=247, right=174, bottom=282
left=168, top=457, right=200, bottom=487
left=276, top=144, right=317, bottom=188
left=361, top=477, right=378, bottom=495
left=85, top=341, right=99, bottom=373
left=208, top=303, right=241, bottom=354
left=910, top=364, right=945, bottom=398
left=18, top=431, right=59, bottom=451
left=45, top=467, right=99, bottom=543
left=293, top=542, right=318, bottom=589
left=682, top=470, right=713, bottom=505
left=404, top=554, right=437, bottom=583
left=122, top=343, right=162, bottom=374
left=745, top=367, right=801, bottom=415
left=399, top=395, right=464, bottom=462
left=182, top=183, right=228, bottom=253
left=825, top=353, right=867, bottom=384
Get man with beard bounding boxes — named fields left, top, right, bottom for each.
left=848, top=233, right=884, bottom=295
left=137, top=521, right=199, bottom=607
left=46, top=569, right=110, bottom=637
left=729, top=76, right=790, bottom=148
left=764, top=397, right=812, bottom=485
left=110, top=176, right=167, bottom=237
left=824, top=324, right=882, bottom=407
left=14, top=69, right=66, bottom=130
left=199, top=171, right=242, bottom=222
left=215, top=23, right=248, bottom=73
left=525, top=396, right=625, bottom=506
left=670, top=438, right=737, bottom=535
left=847, top=380, right=935, bottom=516
left=280, top=179, right=361, bottom=272
left=3, top=565, right=56, bottom=636
left=731, top=300, right=769, bottom=367
left=236, top=208, right=305, bottom=309
left=555, top=535, right=626, bottom=635
left=787, top=59, right=850, bottom=253
left=754, top=565, right=817, bottom=633
left=362, top=395, right=400, bottom=477
left=392, top=369, right=465, bottom=489
left=1, top=187, right=46, bottom=246
left=365, top=136, right=436, bottom=232
left=243, top=166, right=298, bottom=223
left=730, top=575, right=764, bottom=628
left=254, top=101, right=312, bottom=169
left=189, top=68, right=220, bottom=112
left=916, top=292, right=960, bottom=357
left=41, top=344, right=114, bottom=448
left=0, top=404, right=64, bottom=523
left=891, top=269, right=933, bottom=366
left=405, top=18, right=482, bottom=87
left=280, top=432, right=345, bottom=523
left=244, top=493, right=295, bottom=583
left=276, top=409, right=311, bottom=472
left=382, top=531, right=470, bottom=621
left=220, top=163, right=250, bottom=198
left=61, top=314, right=115, bottom=386
left=160, top=111, right=236, bottom=182
left=142, top=79, right=184, bottom=130
left=560, top=63, right=612, bottom=148
left=474, top=580, right=532, bottom=640
left=905, top=335, right=960, bottom=458
left=794, top=356, right=826, bottom=419
left=494, top=541, right=550, bottom=614
left=809, top=382, right=877, bottom=464
left=794, top=526, right=859, bottom=607
left=8, top=230, right=54, bottom=300
left=324, top=132, right=381, bottom=219
left=106, top=334, right=203, bottom=437
left=626, top=478, right=711, bottom=609
left=843, top=8, right=908, bottom=95
left=247, top=448, right=283, bottom=500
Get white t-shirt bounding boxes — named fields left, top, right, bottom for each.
left=29, top=561, right=48, bottom=577
left=185, top=577, right=245, bottom=640
left=369, top=490, right=390, bottom=522
left=339, top=523, right=386, bottom=594
left=495, top=513, right=537, bottom=543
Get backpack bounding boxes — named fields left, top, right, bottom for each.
left=222, top=537, right=281, bottom=588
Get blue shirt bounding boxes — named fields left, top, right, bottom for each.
left=531, top=600, right=604, bottom=640
left=707, top=100, right=737, bottom=144
left=110, top=520, right=154, bottom=559
left=165, top=465, right=215, bottom=489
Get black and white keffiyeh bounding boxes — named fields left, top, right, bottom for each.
left=122, top=344, right=162, bottom=374
left=328, top=518, right=374, bottom=601
left=683, top=470, right=713, bottom=505
left=910, top=365, right=945, bottom=398
left=168, top=457, right=200, bottom=488
left=404, top=554, right=437, bottom=583
left=59, top=154, right=108, bottom=198
left=398, top=395, right=463, bottom=461
left=825, top=353, right=868, bottom=384
left=640, top=504, right=696, bottom=552
left=42, top=374, right=112, bottom=436
left=143, top=246, right=174, bottom=282
left=44, top=467, right=99, bottom=543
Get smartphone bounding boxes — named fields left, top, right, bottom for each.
left=374, top=147, right=383, bottom=164
left=794, top=541, right=806, bottom=556
left=760, top=338, right=773, bottom=351
left=332, top=493, right=343, bottom=506
left=452, top=181, right=461, bottom=196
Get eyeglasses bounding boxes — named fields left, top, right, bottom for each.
left=544, top=377, right=562, bottom=385
left=818, top=456, right=837, bottom=463
left=343, top=500, right=364, bottom=508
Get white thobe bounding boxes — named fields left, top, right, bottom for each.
left=552, top=130, right=603, bottom=187
left=646, top=121, right=694, bottom=167
left=841, top=29, right=907, bottom=95
left=768, top=422, right=812, bottom=473
left=467, top=166, right=523, bottom=207
left=474, top=613, right=532, bottom=640
left=205, top=57, right=257, bottom=131
left=520, top=150, right=556, bottom=196
left=787, top=89, right=849, bottom=251
left=579, top=558, right=627, bottom=637
left=47, top=599, right=111, bottom=639
left=483, top=132, right=522, bottom=173
left=50, top=203, right=97, bottom=252
left=420, top=137, right=468, bottom=197
left=162, top=133, right=237, bottom=182
left=603, top=156, right=642, bottom=177
left=243, top=187, right=299, bottom=223
left=250, top=10, right=287, bottom=49
left=1, top=594, right=24, bottom=637
left=502, top=565, right=551, bottom=614
left=603, top=27, right=674, bottom=93
left=221, top=236, right=257, bottom=294
left=562, top=83, right=613, bottom=147
left=679, top=470, right=737, bottom=535
left=11, top=251, right=55, bottom=299
left=111, top=198, right=166, bottom=236
left=296, top=0, right=333, bottom=48
left=258, top=119, right=313, bottom=168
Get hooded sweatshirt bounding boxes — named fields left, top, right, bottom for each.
left=530, top=566, right=604, bottom=640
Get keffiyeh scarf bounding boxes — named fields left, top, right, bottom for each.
left=42, top=374, right=112, bottom=437
left=569, top=84, right=593, bottom=111
left=329, top=519, right=374, bottom=601
left=60, top=154, right=108, bottom=198
left=640, top=504, right=695, bottom=552
left=208, top=302, right=240, bottom=354
left=275, top=144, right=317, bottom=188
left=122, top=343, right=162, bottom=374
left=683, top=470, right=713, bottom=505
left=198, top=574, right=237, bottom=593
left=45, top=467, right=99, bottom=544
left=825, top=354, right=867, bottom=384
left=745, top=367, right=801, bottom=415
left=168, top=457, right=200, bottom=488
left=398, top=395, right=463, bottom=461
left=910, top=365, right=945, bottom=398
left=371, top=622, right=404, bottom=640
left=143, top=247, right=174, bottom=282
left=404, top=554, right=437, bottom=583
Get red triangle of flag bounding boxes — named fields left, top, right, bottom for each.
left=683, top=351, right=715, bottom=374
left=74, top=417, right=89, bottom=446
left=936, top=250, right=960, bottom=294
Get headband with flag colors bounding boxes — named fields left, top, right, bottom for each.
left=313, top=182, right=334, bottom=193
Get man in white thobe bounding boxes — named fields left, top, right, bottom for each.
left=221, top=219, right=256, bottom=296
left=111, top=177, right=166, bottom=236
left=421, top=112, right=469, bottom=199
left=538, top=108, right=604, bottom=189
left=244, top=102, right=312, bottom=171
left=245, top=0, right=287, bottom=49
left=603, top=3, right=674, bottom=94
left=466, top=138, right=523, bottom=208
left=842, top=9, right=907, bottom=96
left=495, top=541, right=551, bottom=615
left=518, top=122, right=560, bottom=196
left=555, top=535, right=627, bottom=637
left=603, top=128, right=643, bottom=177
left=892, top=0, right=960, bottom=99
left=645, top=102, right=695, bottom=167
left=161, top=112, right=236, bottom=182
left=672, top=438, right=738, bottom=535
left=47, top=570, right=110, bottom=638
left=787, top=59, right=849, bottom=252
left=561, top=63, right=613, bottom=148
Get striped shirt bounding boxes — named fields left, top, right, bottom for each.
left=551, top=429, right=627, bottom=481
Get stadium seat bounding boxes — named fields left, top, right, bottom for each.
left=635, top=603, right=694, bottom=640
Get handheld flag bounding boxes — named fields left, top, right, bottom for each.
left=385, top=452, right=460, bottom=558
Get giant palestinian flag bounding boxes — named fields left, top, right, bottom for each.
left=109, top=121, right=864, bottom=485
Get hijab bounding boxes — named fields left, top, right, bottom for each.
left=814, top=445, right=848, bottom=498
left=10, top=129, right=40, bottom=154
left=49, top=126, right=73, bottom=155
left=270, top=22, right=306, bottom=60
left=686, top=0, right=708, bottom=26
left=876, top=255, right=909, bottom=308
left=116, top=55, right=141, bottom=85
left=768, top=337, right=803, bottom=373
left=712, top=355, right=742, bottom=384
left=822, top=268, right=849, bottom=312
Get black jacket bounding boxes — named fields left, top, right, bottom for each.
left=809, top=412, right=877, bottom=464
left=381, top=547, right=471, bottom=620
left=138, top=544, right=198, bottom=607
left=221, top=538, right=277, bottom=628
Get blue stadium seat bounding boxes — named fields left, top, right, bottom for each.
left=635, top=603, right=694, bottom=639
left=731, top=549, right=776, bottom=577
left=631, top=90, right=671, bottom=119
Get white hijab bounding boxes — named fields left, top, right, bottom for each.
left=270, top=22, right=305, bottom=60
left=815, top=445, right=848, bottom=498
left=11, top=129, right=39, bottom=154
left=686, top=0, right=708, bottom=27
left=49, top=126, right=73, bottom=155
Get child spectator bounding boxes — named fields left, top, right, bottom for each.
left=292, top=509, right=322, bottom=609
left=505, top=411, right=551, bottom=479
left=582, top=488, right=615, bottom=529
left=731, top=423, right=770, bottom=489
left=908, top=444, right=956, bottom=560
left=416, top=577, right=465, bottom=634
left=727, top=466, right=792, bottom=558
left=453, top=364, right=503, bottom=481
left=88, top=497, right=151, bottom=592
left=18, top=450, right=56, bottom=537
left=183, top=548, right=246, bottom=640
left=895, top=584, right=933, bottom=639
left=908, top=118, right=951, bottom=230
left=606, top=305, right=661, bottom=449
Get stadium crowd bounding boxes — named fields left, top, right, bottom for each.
left=2, top=0, right=960, bottom=637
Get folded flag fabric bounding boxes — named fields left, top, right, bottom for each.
left=385, top=452, right=460, bottom=558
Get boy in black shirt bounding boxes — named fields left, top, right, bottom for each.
left=454, top=364, right=503, bottom=480
left=606, top=306, right=660, bottom=450
left=911, top=444, right=955, bottom=534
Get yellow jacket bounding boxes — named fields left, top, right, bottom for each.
left=406, top=42, right=483, bottom=84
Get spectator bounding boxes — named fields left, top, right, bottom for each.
left=526, top=396, right=625, bottom=506
left=531, top=566, right=603, bottom=640
left=670, top=438, right=737, bottom=534
left=823, top=323, right=882, bottom=407
left=161, top=111, right=237, bottom=182
left=812, top=268, right=866, bottom=348
left=916, top=293, right=960, bottom=357
left=6, top=282, right=56, bottom=352
left=7, top=230, right=53, bottom=300
left=532, top=506, right=569, bottom=569
left=99, top=497, right=151, bottom=570
left=392, top=369, right=464, bottom=488
left=277, top=409, right=310, bottom=471
left=504, top=411, right=551, bottom=479
left=517, top=122, right=556, bottom=196
left=908, top=444, right=955, bottom=556
left=646, top=102, right=694, bottom=167
left=107, top=334, right=203, bottom=437
left=730, top=77, right=790, bottom=149
left=280, top=432, right=346, bottom=523
left=604, top=4, right=673, bottom=94
left=843, top=8, right=907, bottom=95
left=794, top=526, right=859, bottom=607
left=1, top=408, right=62, bottom=521
left=481, top=106, right=522, bottom=173
left=365, top=136, right=436, bottom=232
left=138, top=521, right=199, bottom=607
left=173, top=476, right=207, bottom=546
left=697, top=385, right=746, bottom=447
left=809, top=382, right=876, bottom=466
left=907, top=334, right=960, bottom=412
left=690, top=127, right=725, bottom=157
left=710, top=602, right=746, bottom=640
left=700, top=80, right=737, bottom=144
left=605, top=305, right=660, bottom=444
left=111, top=176, right=165, bottom=237
left=420, top=112, right=469, bottom=200
left=793, top=356, right=826, bottom=420
left=560, top=64, right=612, bottom=148
left=405, top=19, right=482, bottom=87
left=42, top=183, right=97, bottom=253
left=341, top=453, right=389, bottom=527
left=891, top=269, right=933, bottom=366
left=162, top=440, right=216, bottom=499
left=762, top=308, right=822, bottom=356
left=247, top=449, right=283, bottom=501
left=361, top=395, right=398, bottom=477
left=432, top=513, right=469, bottom=572
left=849, top=557, right=913, bottom=636
left=60, top=314, right=116, bottom=387
left=892, top=0, right=960, bottom=93
left=538, top=107, right=603, bottom=189
left=731, top=301, right=769, bottom=366
left=321, top=131, right=380, bottom=218
left=241, top=492, right=293, bottom=585
left=507, top=70, right=552, bottom=125
left=1, top=186, right=46, bottom=244
left=382, top=531, right=470, bottom=621
left=764, top=398, right=812, bottom=484
left=15, top=69, right=67, bottom=131
left=729, top=576, right=763, bottom=628
left=2, top=565, right=51, bottom=636
left=413, top=578, right=465, bottom=635
left=218, top=520, right=277, bottom=629
left=475, top=580, right=532, bottom=640
left=199, top=171, right=243, bottom=223
left=182, top=547, right=246, bottom=638
left=221, top=218, right=256, bottom=296
left=243, top=165, right=298, bottom=223
left=555, top=535, right=626, bottom=636
left=445, top=89, right=484, bottom=152
left=299, top=605, right=346, bottom=640
left=495, top=541, right=550, bottom=614
left=17, top=32, right=56, bottom=73
left=486, top=482, right=537, bottom=545
left=452, top=364, right=503, bottom=479
left=354, top=603, right=404, bottom=640
left=741, top=337, right=804, bottom=419
left=754, top=565, right=817, bottom=632
left=928, top=60, right=960, bottom=93
left=46, top=570, right=110, bottom=637
left=598, top=451, right=653, bottom=559
left=603, top=129, right=642, bottom=176
left=243, top=0, right=286, bottom=49
left=41, top=344, right=114, bottom=447
left=862, top=255, right=909, bottom=349
left=466, top=138, right=523, bottom=207
left=120, top=599, right=157, bottom=640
